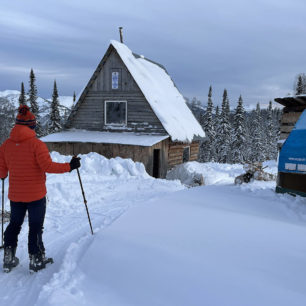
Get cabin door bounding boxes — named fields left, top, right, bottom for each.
left=153, top=149, right=160, bottom=178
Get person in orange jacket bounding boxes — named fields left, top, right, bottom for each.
left=0, top=105, right=80, bottom=273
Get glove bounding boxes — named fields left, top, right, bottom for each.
left=1, top=175, right=7, bottom=181
left=70, top=156, right=81, bottom=172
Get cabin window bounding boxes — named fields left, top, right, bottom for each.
left=112, top=72, right=119, bottom=89
left=105, top=101, right=127, bottom=125
left=183, top=146, right=190, bottom=163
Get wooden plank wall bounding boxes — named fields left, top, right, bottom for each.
left=168, top=141, right=199, bottom=169
left=68, top=49, right=166, bottom=135
left=45, top=139, right=170, bottom=178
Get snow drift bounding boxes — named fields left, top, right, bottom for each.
left=0, top=153, right=305, bottom=306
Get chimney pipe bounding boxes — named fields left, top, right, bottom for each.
left=119, top=27, right=123, bottom=43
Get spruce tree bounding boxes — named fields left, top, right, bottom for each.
left=251, top=103, right=265, bottom=162
left=18, top=82, right=26, bottom=106
left=73, top=91, right=76, bottom=102
left=214, top=105, right=220, bottom=161
left=28, top=69, right=38, bottom=114
left=49, top=80, right=62, bottom=133
left=266, top=101, right=278, bottom=160
left=295, top=74, right=306, bottom=95
left=27, top=69, right=43, bottom=136
left=201, top=86, right=216, bottom=162
left=216, top=89, right=231, bottom=163
left=232, top=95, right=246, bottom=163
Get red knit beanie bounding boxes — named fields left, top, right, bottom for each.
left=16, top=105, right=36, bottom=128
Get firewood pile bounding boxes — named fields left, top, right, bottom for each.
left=235, top=162, right=276, bottom=184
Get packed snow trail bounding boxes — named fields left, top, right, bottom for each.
left=1, top=155, right=306, bottom=306
left=0, top=153, right=184, bottom=306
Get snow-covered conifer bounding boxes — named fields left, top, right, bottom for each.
left=200, top=86, right=216, bottom=162
left=27, top=69, right=43, bottom=136
left=295, top=74, right=306, bottom=95
left=251, top=103, right=265, bottom=162
left=48, top=80, right=62, bottom=133
left=216, top=89, right=231, bottom=163
left=265, top=101, right=278, bottom=160
left=232, top=95, right=246, bottom=163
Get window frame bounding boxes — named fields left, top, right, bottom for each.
left=111, top=69, right=122, bottom=90
left=104, top=100, right=127, bottom=126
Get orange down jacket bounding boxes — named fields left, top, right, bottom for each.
left=0, top=125, right=70, bottom=202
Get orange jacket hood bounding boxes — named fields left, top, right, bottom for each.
left=9, top=125, right=36, bottom=143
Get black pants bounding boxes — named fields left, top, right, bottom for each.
left=4, top=197, right=46, bottom=255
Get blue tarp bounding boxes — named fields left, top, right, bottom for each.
left=278, top=110, right=306, bottom=173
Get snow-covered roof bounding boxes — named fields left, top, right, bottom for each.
left=110, top=40, right=205, bottom=143
left=40, top=130, right=169, bottom=147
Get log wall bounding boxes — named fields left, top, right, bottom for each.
left=168, top=141, right=199, bottom=169
left=45, top=139, right=170, bottom=178
left=45, top=139, right=200, bottom=178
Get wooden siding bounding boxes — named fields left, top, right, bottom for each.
left=68, top=48, right=166, bottom=135
left=91, top=51, right=139, bottom=92
left=168, top=142, right=199, bottom=169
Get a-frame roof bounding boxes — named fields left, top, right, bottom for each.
left=71, top=40, right=205, bottom=143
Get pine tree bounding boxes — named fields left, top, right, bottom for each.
left=27, top=69, right=43, bottom=136
left=216, top=89, right=231, bottom=163
left=73, top=91, right=76, bottom=102
left=18, top=82, right=26, bottom=106
left=49, top=80, right=62, bottom=133
left=251, top=103, right=265, bottom=162
left=232, top=95, right=246, bottom=163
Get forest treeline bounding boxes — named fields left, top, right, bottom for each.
left=186, top=86, right=282, bottom=164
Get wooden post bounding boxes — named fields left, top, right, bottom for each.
left=119, top=27, right=123, bottom=43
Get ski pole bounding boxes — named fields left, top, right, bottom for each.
left=75, top=164, right=93, bottom=235
left=0, top=179, right=4, bottom=249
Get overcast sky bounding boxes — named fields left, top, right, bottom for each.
left=1, top=0, right=305, bottom=107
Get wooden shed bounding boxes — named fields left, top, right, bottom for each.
left=274, top=95, right=306, bottom=144
left=41, top=40, right=205, bottom=178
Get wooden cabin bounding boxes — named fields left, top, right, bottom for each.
left=274, top=95, right=306, bottom=144
left=41, top=40, right=205, bottom=178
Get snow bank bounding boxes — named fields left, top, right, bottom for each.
left=51, top=151, right=151, bottom=179
left=167, top=160, right=277, bottom=187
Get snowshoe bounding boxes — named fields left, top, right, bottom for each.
left=3, top=246, right=19, bottom=273
left=29, top=252, right=54, bottom=273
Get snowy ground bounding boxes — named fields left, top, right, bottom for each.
left=1, top=154, right=306, bottom=306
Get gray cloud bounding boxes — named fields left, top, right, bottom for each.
left=0, top=0, right=305, bottom=107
